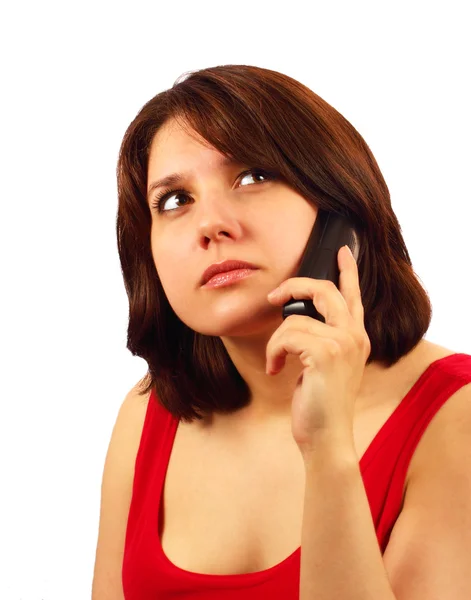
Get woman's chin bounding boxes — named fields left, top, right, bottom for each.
left=186, top=306, right=283, bottom=338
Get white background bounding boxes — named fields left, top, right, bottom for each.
left=1, top=1, right=470, bottom=598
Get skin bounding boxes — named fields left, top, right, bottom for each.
left=146, top=117, right=392, bottom=430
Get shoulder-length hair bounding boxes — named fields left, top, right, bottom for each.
left=116, top=64, right=432, bottom=423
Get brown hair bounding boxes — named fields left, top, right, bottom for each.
left=116, top=64, right=432, bottom=423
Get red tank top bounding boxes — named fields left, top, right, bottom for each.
left=122, top=352, right=471, bottom=599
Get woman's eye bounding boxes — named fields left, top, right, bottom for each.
left=152, top=189, right=190, bottom=214
left=152, top=168, right=275, bottom=214
left=239, top=169, right=272, bottom=187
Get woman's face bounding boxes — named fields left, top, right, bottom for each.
left=147, top=118, right=318, bottom=338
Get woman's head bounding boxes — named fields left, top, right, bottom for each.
left=116, top=64, right=432, bottom=423
left=147, top=116, right=318, bottom=339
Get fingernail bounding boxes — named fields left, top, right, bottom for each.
left=268, top=287, right=280, bottom=298
left=345, top=245, right=355, bottom=261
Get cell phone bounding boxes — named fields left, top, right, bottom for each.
left=282, top=210, right=360, bottom=322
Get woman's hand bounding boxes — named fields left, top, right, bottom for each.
left=265, top=245, right=371, bottom=459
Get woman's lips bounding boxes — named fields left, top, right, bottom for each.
left=201, top=268, right=258, bottom=288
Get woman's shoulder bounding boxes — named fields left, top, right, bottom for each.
left=118, top=377, right=152, bottom=446
left=406, top=340, right=471, bottom=478
left=103, top=377, right=152, bottom=492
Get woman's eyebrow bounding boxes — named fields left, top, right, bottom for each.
left=147, top=157, right=245, bottom=201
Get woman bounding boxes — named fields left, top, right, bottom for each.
left=92, top=65, right=471, bottom=599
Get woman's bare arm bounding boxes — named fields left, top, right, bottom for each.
left=91, top=380, right=150, bottom=600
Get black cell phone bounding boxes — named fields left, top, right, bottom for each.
left=282, top=210, right=359, bottom=322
